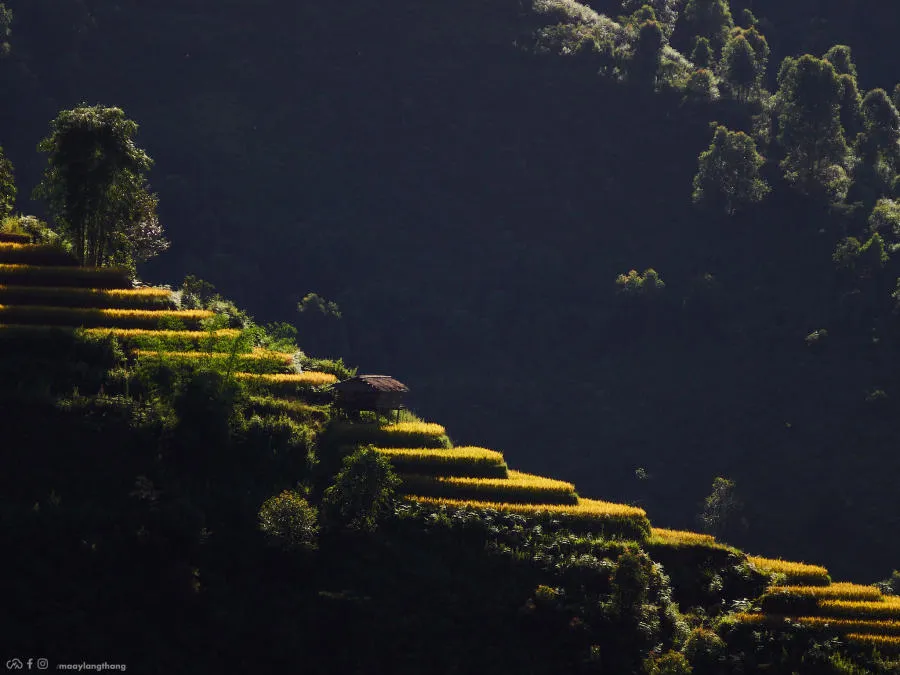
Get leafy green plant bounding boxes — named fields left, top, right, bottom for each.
left=682, top=627, right=726, bottom=675
left=258, top=490, right=319, bottom=551
left=615, top=268, right=666, bottom=297
left=320, top=445, right=401, bottom=533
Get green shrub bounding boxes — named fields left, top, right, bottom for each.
left=876, top=569, right=900, bottom=595
left=240, top=414, right=315, bottom=480
left=683, top=627, right=726, bottom=675
left=296, top=353, right=357, bottom=380
left=647, top=651, right=693, bottom=675
left=320, top=446, right=401, bottom=533
left=258, top=490, right=319, bottom=551
left=615, top=268, right=666, bottom=297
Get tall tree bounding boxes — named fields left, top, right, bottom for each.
left=629, top=20, right=665, bottom=89
left=718, top=33, right=757, bottom=101
left=692, top=123, right=770, bottom=215
left=34, top=106, right=167, bottom=269
left=730, top=26, right=769, bottom=80
left=682, top=0, right=734, bottom=54
left=623, top=0, right=679, bottom=37
left=775, top=55, right=848, bottom=194
left=0, top=145, right=14, bottom=219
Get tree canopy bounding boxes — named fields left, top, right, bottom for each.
left=692, top=123, right=769, bottom=215
left=682, top=0, right=734, bottom=54
left=776, top=55, right=848, bottom=195
left=33, top=105, right=168, bottom=269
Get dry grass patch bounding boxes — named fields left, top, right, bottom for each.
left=401, top=469, right=577, bottom=505
left=748, top=556, right=831, bottom=586
left=410, top=495, right=650, bottom=540
left=0, top=305, right=213, bottom=329
left=0, top=285, right=172, bottom=309
left=376, top=446, right=508, bottom=478
left=0, top=264, right=131, bottom=288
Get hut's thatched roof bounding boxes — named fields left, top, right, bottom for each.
left=333, top=375, right=409, bottom=393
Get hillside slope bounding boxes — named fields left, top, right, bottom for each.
left=1, top=0, right=899, bottom=581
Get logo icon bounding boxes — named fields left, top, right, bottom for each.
left=5, top=659, right=24, bottom=670
left=36, top=660, right=48, bottom=671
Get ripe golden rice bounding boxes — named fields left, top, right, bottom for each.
left=748, top=556, right=831, bottom=586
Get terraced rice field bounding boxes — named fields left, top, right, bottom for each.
left=401, top=470, right=578, bottom=505
left=0, top=285, right=173, bottom=309
left=0, top=264, right=131, bottom=288
left=88, top=327, right=244, bottom=351
left=748, top=556, right=831, bottom=586
left=235, top=372, right=338, bottom=395
left=134, top=348, right=295, bottom=374
left=411, top=495, right=651, bottom=540
left=0, top=305, right=213, bottom=329
left=0, top=243, right=78, bottom=265
left=376, top=446, right=508, bottom=478
left=845, top=633, right=900, bottom=652
left=5, top=244, right=897, bottom=658
left=333, top=421, right=451, bottom=448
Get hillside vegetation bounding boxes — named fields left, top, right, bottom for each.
left=2, top=0, right=900, bottom=671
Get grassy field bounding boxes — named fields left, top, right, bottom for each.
left=0, top=285, right=173, bottom=309
left=376, top=446, right=508, bottom=478
left=748, top=556, right=831, bottom=586
left=0, top=264, right=131, bottom=288
left=134, top=348, right=295, bottom=374
left=410, top=495, right=651, bottom=540
left=401, top=470, right=578, bottom=505
left=0, top=232, right=30, bottom=244
left=0, top=243, right=77, bottom=265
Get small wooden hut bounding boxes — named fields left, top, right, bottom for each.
left=333, top=374, right=409, bottom=419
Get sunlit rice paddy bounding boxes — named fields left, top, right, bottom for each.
left=748, top=556, right=831, bottom=586
left=400, top=469, right=577, bottom=504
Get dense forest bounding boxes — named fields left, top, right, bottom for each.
left=3, top=0, right=900, bottom=672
